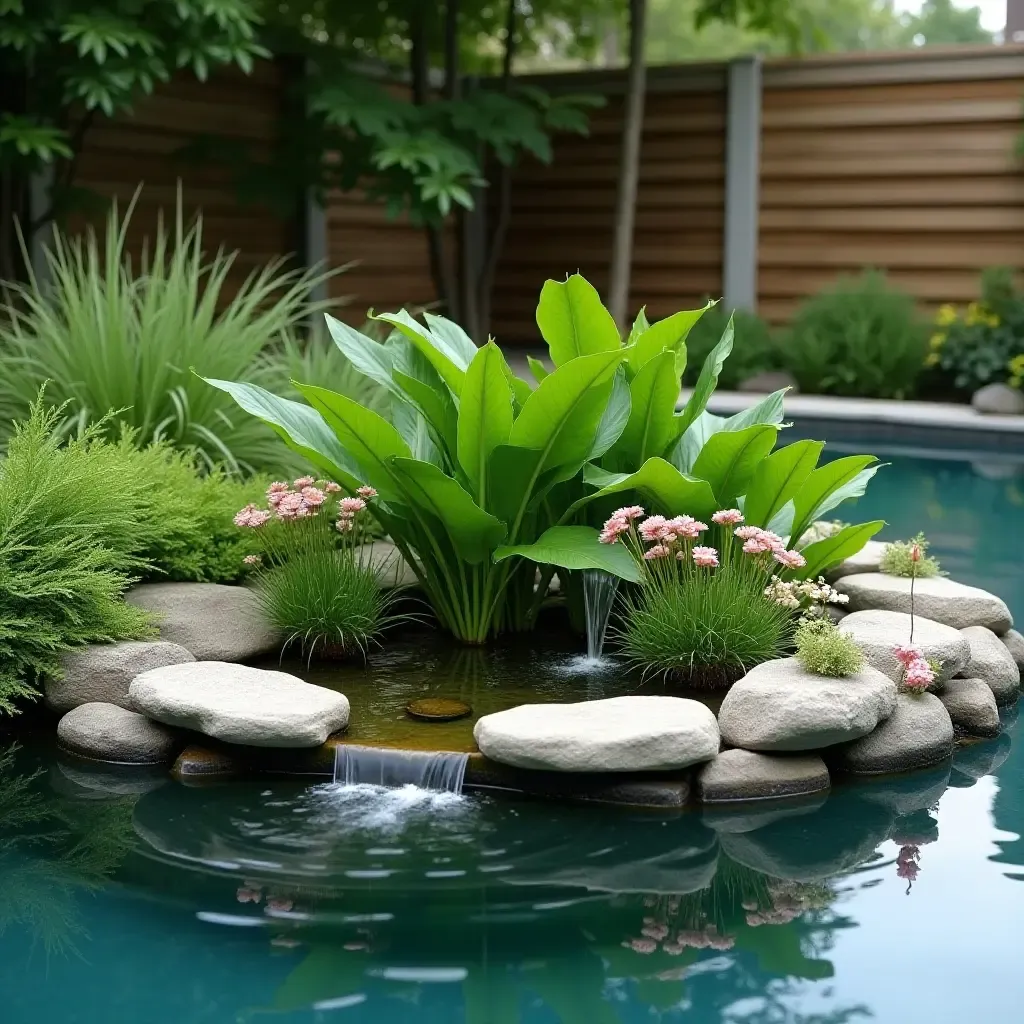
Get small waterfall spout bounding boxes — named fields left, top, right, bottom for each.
left=583, top=569, right=619, bottom=661
left=333, top=745, right=470, bottom=794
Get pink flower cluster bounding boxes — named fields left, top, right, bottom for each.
left=735, top=525, right=806, bottom=569
left=263, top=478, right=331, bottom=521
left=896, top=843, right=921, bottom=886
left=623, top=918, right=734, bottom=955
left=893, top=644, right=935, bottom=692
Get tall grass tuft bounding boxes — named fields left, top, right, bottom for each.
left=615, top=566, right=794, bottom=689
left=0, top=193, right=336, bottom=474
left=0, top=401, right=156, bottom=713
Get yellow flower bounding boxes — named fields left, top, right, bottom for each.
left=934, top=304, right=958, bottom=326
left=929, top=332, right=946, bottom=350
left=965, top=302, right=984, bottom=326
left=925, top=352, right=941, bottom=368
left=1009, top=354, right=1024, bottom=373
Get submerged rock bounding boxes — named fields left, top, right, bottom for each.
left=126, top=583, right=279, bottom=662
left=718, top=658, right=896, bottom=752
left=938, top=678, right=1000, bottom=737
left=45, top=640, right=195, bottom=714
left=130, top=662, right=349, bottom=748
left=831, top=693, right=953, bottom=775
left=836, top=573, right=1013, bottom=635
left=57, top=702, right=182, bottom=764
left=473, top=695, right=720, bottom=772
left=697, top=749, right=830, bottom=803
left=840, top=610, right=969, bottom=685
left=959, top=626, right=1021, bottom=705
left=405, top=698, right=472, bottom=722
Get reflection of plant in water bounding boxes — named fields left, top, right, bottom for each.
left=744, top=879, right=833, bottom=928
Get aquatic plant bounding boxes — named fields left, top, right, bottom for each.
left=235, top=479, right=399, bottom=659
left=880, top=532, right=943, bottom=579
left=794, top=618, right=864, bottom=678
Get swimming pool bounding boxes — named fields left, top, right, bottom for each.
left=1, top=447, right=1023, bottom=1022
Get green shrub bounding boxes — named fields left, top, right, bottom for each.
left=683, top=304, right=781, bottom=390
left=782, top=270, right=928, bottom=399
left=0, top=402, right=155, bottom=713
left=879, top=532, right=943, bottom=579
left=0, top=194, right=335, bottom=474
left=615, top=566, right=794, bottom=688
left=927, top=268, right=1024, bottom=394
left=795, top=617, right=864, bottom=677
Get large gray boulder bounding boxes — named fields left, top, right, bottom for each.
left=57, top=702, right=181, bottom=764
left=360, top=540, right=418, bottom=589
left=836, top=573, right=1013, bottom=635
left=718, top=658, right=896, bottom=752
left=938, top=677, right=1000, bottom=737
left=473, top=696, right=720, bottom=772
left=126, top=583, right=279, bottom=662
left=45, top=640, right=195, bottom=714
left=1001, top=628, right=1024, bottom=670
left=959, top=626, right=1021, bottom=705
left=971, top=382, right=1024, bottom=415
left=840, top=610, right=969, bottom=685
left=697, top=749, right=830, bottom=803
left=129, top=662, right=349, bottom=748
left=830, top=540, right=887, bottom=578
left=831, top=693, right=954, bottom=775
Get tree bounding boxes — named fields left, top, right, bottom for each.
left=902, top=0, right=993, bottom=46
left=0, top=0, right=267, bottom=280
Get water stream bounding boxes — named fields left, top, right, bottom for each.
left=332, top=744, right=470, bottom=794
left=582, top=568, right=619, bottom=661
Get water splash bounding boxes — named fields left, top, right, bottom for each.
left=582, top=569, right=619, bottom=661
left=333, top=744, right=470, bottom=794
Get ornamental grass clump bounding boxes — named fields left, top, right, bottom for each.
left=234, top=479, right=399, bottom=661
left=607, top=507, right=806, bottom=687
left=794, top=618, right=864, bottom=677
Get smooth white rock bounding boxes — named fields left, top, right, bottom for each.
left=971, top=382, right=1024, bottom=415
left=836, top=573, right=1013, bottom=635
left=831, top=540, right=887, bottom=578
left=57, top=702, right=181, bottom=764
left=718, top=657, right=897, bottom=752
left=697, top=749, right=830, bottom=803
left=1001, top=628, right=1024, bottom=670
left=938, top=678, right=1000, bottom=737
left=129, top=662, right=349, bottom=748
left=473, top=695, right=720, bottom=773
left=840, top=610, right=969, bottom=684
left=959, top=625, right=1021, bottom=705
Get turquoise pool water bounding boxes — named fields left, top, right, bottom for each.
left=2, top=449, right=1024, bottom=1022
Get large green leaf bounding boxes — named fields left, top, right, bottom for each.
left=203, top=377, right=361, bottom=486
left=535, top=274, right=621, bottom=366
left=390, top=458, right=506, bottom=564
left=391, top=396, right=440, bottom=465
left=393, top=368, right=458, bottom=455
left=527, top=354, right=549, bottom=384
left=566, top=457, right=719, bottom=522
left=323, top=313, right=399, bottom=396
left=373, top=309, right=467, bottom=396
left=612, top=349, right=680, bottom=467
left=625, top=302, right=711, bottom=376
left=796, top=521, right=886, bottom=580
left=743, top=440, right=824, bottom=528
left=494, top=525, right=642, bottom=583
left=625, top=307, right=650, bottom=347
left=691, top=424, right=778, bottom=506
left=457, top=342, right=514, bottom=503
left=721, top=388, right=789, bottom=431
left=293, top=383, right=411, bottom=499
left=674, top=316, right=734, bottom=438
left=588, top=368, right=631, bottom=460
left=423, top=311, right=478, bottom=366
left=790, top=456, right=880, bottom=543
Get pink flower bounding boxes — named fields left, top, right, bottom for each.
left=599, top=515, right=631, bottom=544
left=339, top=496, right=366, bottom=515
left=234, top=504, right=272, bottom=528
left=266, top=898, right=294, bottom=913
left=735, top=525, right=762, bottom=540
left=627, top=938, right=657, bottom=954
left=643, top=544, right=670, bottom=560
left=904, top=658, right=934, bottom=691
left=666, top=515, right=707, bottom=540
left=294, top=476, right=315, bottom=488
left=242, top=554, right=262, bottom=567
left=692, top=545, right=719, bottom=567
left=896, top=860, right=920, bottom=882
left=267, top=482, right=290, bottom=505
left=773, top=548, right=807, bottom=569
left=324, top=481, right=342, bottom=493
left=336, top=518, right=354, bottom=533
left=300, top=486, right=326, bottom=507
left=641, top=922, right=669, bottom=941
left=356, top=485, right=378, bottom=499
left=910, top=543, right=922, bottom=563
left=713, top=508, right=744, bottom=525
left=276, top=492, right=307, bottom=520
left=743, top=538, right=764, bottom=555
left=893, top=643, right=922, bottom=667
left=236, top=887, right=261, bottom=904
left=612, top=505, right=645, bottom=521
left=744, top=531, right=779, bottom=554
left=638, top=515, right=669, bottom=542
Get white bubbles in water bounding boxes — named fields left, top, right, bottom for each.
left=308, top=782, right=471, bottom=834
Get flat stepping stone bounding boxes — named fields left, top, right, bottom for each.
left=697, top=749, right=829, bottom=803
left=126, top=583, right=279, bottom=662
left=1001, top=628, right=1024, bottom=670
left=58, top=702, right=181, bottom=764
left=405, top=698, right=471, bottom=722
left=938, top=678, right=1000, bottom=737
left=830, top=693, right=953, bottom=775
left=830, top=539, right=887, bottom=578
left=473, top=695, right=719, bottom=772
left=718, top=658, right=896, bottom=752
left=840, top=610, right=969, bottom=684
left=959, top=626, right=1021, bottom=705
left=130, top=662, right=349, bottom=748
left=835, top=573, right=1013, bottom=634
left=45, top=640, right=195, bottom=714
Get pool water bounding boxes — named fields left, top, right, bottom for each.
left=2, top=449, right=1024, bottom=1022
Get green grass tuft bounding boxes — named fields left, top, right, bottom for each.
left=879, top=532, right=943, bottom=578
left=615, top=567, right=794, bottom=689
left=795, top=617, right=864, bottom=677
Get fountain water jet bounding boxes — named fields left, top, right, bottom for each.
left=333, top=745, right=470, bottom=794
left=582, top=569, right=619, bottom=662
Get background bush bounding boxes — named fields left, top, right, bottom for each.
left=781, top=270, right=928, bottom=399
left=683, top=304, right=781, bottom=390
